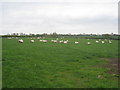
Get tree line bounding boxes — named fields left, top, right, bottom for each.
left=1, top=32, right=120, bottom=40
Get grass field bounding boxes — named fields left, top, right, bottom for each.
left=2, top=37, right=119, bottom=88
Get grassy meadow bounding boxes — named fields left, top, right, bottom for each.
left=2, top=37, right=119, bottom=88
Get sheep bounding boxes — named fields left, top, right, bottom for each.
left=101, top=41, right=105, bottom=44
left=96, top=41, right=99, bottom=43
left=51, top=40, right=57, bottom=43
left=40, top=40, right=47, bottom=43
left=105, top=39, right=107, bottom=41
left=87, top=42, right=91, bottom=45
left=59, top=40, right=63, bottom=43
left=53, top=40, right=57, bottom=43
left=30, top=40, right=34, bottom=43
left=51, top=40, right=54, bottom=42
left=16, top=37, right=18, bottom=39
left=40, top=40, right=43, bottom=42
left=42, top=40, right=47, bottom=43
left=37, top=37, right=40, bottom=39
left=109, top=40, right=112, bottom=44
left=7, top=37, right=11, bottom=39
left=18, top=39, right=23, bottom=43
left=75, top=41, right=79, bottom=44
left=63, top=41, right=68, bottom=44
left=99, top=39, right=101, bottom=41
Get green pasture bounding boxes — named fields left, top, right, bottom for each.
left=2, top=37, right=119, bottom=88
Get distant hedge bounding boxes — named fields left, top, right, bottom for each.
left=1, top=35, right=120, bottom=40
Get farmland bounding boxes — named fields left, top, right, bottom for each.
left=2, top=37, right=119, bottom=88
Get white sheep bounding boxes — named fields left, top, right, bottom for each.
left=59, top=40, right=63, bottom=43
left=63, top=41, right=68, bottom=44
left=75, top=41, right=79, bottom=44
left=16, top=37, right=18, bottom=39
left=109, top=40, right=112, bottom=44
left=18, top=39, right=23, bottom=43
left=96, top=41, right=99, bottom=43
left=101, top=41, right=105, bottom=44
left=37, top=37, right=40, bottom=39
left=53, top=40, right=57, bottom=43
left=42, top=40, right=47, bottom=43
left=51, top=40, right=57, bottom=43
left=51, top=40, right=54, bottom=42
left=40, top=40, right=43, bottom=42
left=8, top=37, right=11, bottom=39
left=30, top=40, right=34, bottom=43
left=87, top=42, right=91, bottom=45
left=40, top=40, right=46, bottom=42
left=105, top=39, right=107, bottom=41
left=99, top=39, right=101, bottom=41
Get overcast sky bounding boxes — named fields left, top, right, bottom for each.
left=0, top=0, right=119, bottom=35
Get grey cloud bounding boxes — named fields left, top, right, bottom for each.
left=1, top=0, right=118, bottom=34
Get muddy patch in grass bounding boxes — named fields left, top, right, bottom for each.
left=99, top=58, right=119, bottom=74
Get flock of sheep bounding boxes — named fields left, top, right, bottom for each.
left=7, top=37, right=112, bottom=45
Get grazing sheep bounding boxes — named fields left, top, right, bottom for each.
left=51, top=40, right=57, bottom=43
left=8, top=37, right=11, bottom=39
left=53, top=40, right=57, bottom=43
left=75, top=41, right=79, bottom=44
left=51, top=40, right=54, bottom=42
left=63, top=41, right=68, bottom=44
left=18, top=39, right=23, bottom=43
left=59, top=40, right=63, bottom=43
left=87, top=42, right=91, bottom=45
left=109, top=40, right=112, bottom=44
left=99, top=39, right=101, bottom=41
left=30, top=40, right=34, bottom=43
left=40, top=40, right=43, bottom=42
left=96, top=41, right=99, bottom=43
left=43, top=40, right=47, bottom=43
left=101, top=41, right=105, bottom=44
left=105, top=39, right=107, bottom=41
left=37, top=37, right=40, bottom=39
